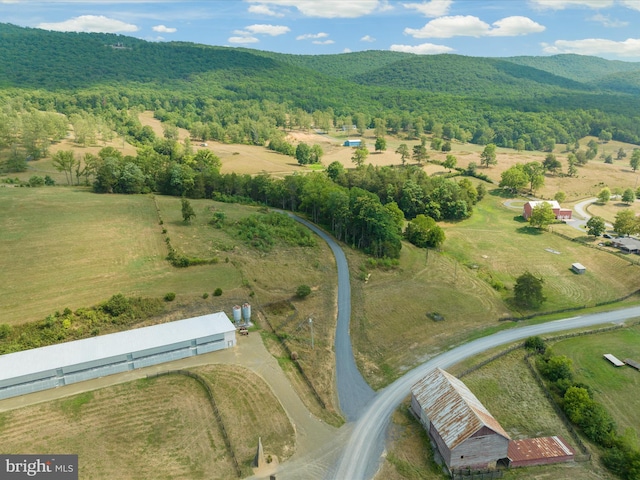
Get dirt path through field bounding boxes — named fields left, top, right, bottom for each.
left=0, top=332, right=337, bottom=475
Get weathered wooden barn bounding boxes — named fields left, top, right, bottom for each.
left=411, top=368, right=511, bottom=471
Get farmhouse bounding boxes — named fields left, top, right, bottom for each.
left=343, top=139, right=361, bottom=147
left=411, top=368, right=511, bottom=471
left=0, top=312, right=236, bottom=401
left=523, top=200, right=572, bottom=221
left=611, top=236, right=640, bottom=253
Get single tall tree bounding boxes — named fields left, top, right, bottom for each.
left=480, top=143, right=497, bottom=167
left=586, top=216, right=606, bottom=237
left=181, top=197, right=196, bottom=223
left=514, top=271, right=546, bottom=308
left=529, top=202, right=556, bottom=229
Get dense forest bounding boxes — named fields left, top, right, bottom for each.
left=2, top=22, right=640, bottom=151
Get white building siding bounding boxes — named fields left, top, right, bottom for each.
left=0, top=312, right=236, bottom=400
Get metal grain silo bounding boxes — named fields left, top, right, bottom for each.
left=242, top=303, right=251, bottom=323
left=233, top=305, right=242, bottom=324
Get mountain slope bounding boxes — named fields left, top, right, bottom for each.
left=505, top=54, right=640, bottom=83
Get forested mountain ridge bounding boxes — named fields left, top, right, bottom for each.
left=2, top=22, right=640, bottom=149
left=505, top=54, right=640, bottom=84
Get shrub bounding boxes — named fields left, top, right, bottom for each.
left=0, top=323, right=12, bottom=339
left=164, top=292, right=176, bottom=302
left=28, top=175, right=45, bottom=187
left=202, top=292, right=209, bottom=299
left=296, top=285, right=311, bottom=298
left=524, top=336, right=546, bottom=354
left=213, top=288, right=223, bottom=297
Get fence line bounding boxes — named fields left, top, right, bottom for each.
left=259, top=308, right=327, bottom=410
left=147, top=370, right=243, bottom=478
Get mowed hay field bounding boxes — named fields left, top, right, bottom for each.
left=444, top=189, right=640, bottom=311
left=349, top=241, right=511, bottom=389
left=549, top=325, right=640, bottom=449
left=0, top=366, right=294, bottom=479
left=0, top=188, right=245, bottom=325
left=350, top=188, right=640, bottom=389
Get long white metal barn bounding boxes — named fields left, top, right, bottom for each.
left=0, top=312, right=236, bottom=400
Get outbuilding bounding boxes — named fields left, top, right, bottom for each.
left=0, top=312, right=236, bottom=400
left=343, top=139, right=361, bottom=147
left=411, top=368, right=511, bottom=471
left=571, top=263, right=586, bottom=274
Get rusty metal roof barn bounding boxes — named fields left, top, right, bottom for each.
left=508, top=436, right=575, bottom=467
left=412, top=368, right=510, bottom=451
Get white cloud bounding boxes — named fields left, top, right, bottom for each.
left=486, top=16, right=545, bottom=36
left=248, top=4, right=284, bottom=17
left=228, top=35, right=260, bottom=44
left=542, top=38, right=640, bottom=57
left=313, top=39, right=335, bottom=45
left=152, top=25, right=176, bottom=33
left=530, top=0, right=613, bottom=10
left=405, top=15, right=544, bottom=38
left=390, top=42, right=454, bottom=54
left=402, top=0, right=452, bottom=17
left=37, top=15, right=138, bottom=33
left=621, top=0, right=640, bottom=11
left=245, top=0, right=382, bottom=18
left=405, top=15, right=489, bottom=38
left=296, top=32, right=328, bottom=40
left=244, top=24, right=290, bottom=36
left=361, top=35, right=376, bottom=42
left=589, top=13, right=628, bottom=27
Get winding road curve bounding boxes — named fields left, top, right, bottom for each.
left=332, top=307, right=640, bottom=480
left=290, top=212, right=640, bottom=480
left=288, top=214, right=375, bottom=422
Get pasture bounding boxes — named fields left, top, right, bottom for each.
left=549, top=325, right=640, bottom=449
left=350, top=188, right=640, bottom=389
left=0, top=365, right=294, bottom=479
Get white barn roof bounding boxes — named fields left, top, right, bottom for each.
left=412, top=368, right=510, bottom=450
left=0, top=312, right=234, bottom=382
left=526, top=200, right=561, bottom=210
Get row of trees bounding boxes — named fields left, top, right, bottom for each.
left=532, top=343, right=640, bottom=480
left=78, top=142, right=482, bottom=256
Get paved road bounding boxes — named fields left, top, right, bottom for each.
left=331, top=306, right=640, bottom=480
left=288, top=214, right=375, bottom=422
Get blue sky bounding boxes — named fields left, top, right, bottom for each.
left=3, top=0, right=640, bottom=60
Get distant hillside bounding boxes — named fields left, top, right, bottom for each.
left=348, top=54, right=593, bottom=97
left=505, top=54, right=640, bottom=83
left=2, top=23, right=640, bottom=147
left=260, top=50, right=413, bottom=81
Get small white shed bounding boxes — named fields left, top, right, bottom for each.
left=571, top=263, right=586, bottom=274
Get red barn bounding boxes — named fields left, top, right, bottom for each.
left=523, top=200, right=572, bottom=220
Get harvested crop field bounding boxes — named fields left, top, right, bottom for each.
left=0, top=365, right=294, bottom=479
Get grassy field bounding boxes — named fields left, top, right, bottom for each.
left=0, top=186, right=342, bottom=422
left=0, top=188, right=247, bottom=325
left=548, top=325, right=640, bottom=449
left=0, top=366, right=294, bottom=479
left=350, top=186, right=640, bottom=389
